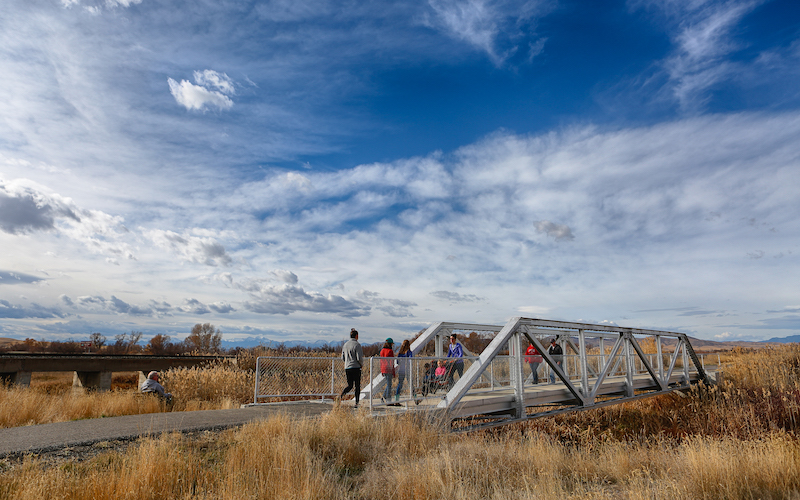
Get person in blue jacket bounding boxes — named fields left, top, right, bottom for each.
left=446, top=333, right=464, bottom=389
left=394, top=339, right=413, bottom=401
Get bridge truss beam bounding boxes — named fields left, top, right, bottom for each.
left=432, top=317, right=710, bottom=429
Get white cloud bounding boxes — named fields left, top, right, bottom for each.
left=179, top=298, right=211, bottom=315
left=209, top=301, right=235, bottom=313
left=193, top=70, right=235, bottom=96
left=633, top=0, right=763, bottom=109
left=144, top=229, right=232, bottom=266
left=243, top=283, right=370, bottom=318
left=1, top=108, right=799, bottom=340
left=60, top=0, right=142, bottom=10
left=168, top=76, right=234, bottom=112
left=107, top=0, right=143, bottom=8
left=0, top=177, right=133, bottom=259
left=424, top=0, right=549, bottom=65
left=269, top=270, right=299, bottom=284
left=427, top=0, right=498, bottom=57
left=517, top=305, right=550, bottom=315
left=430, top=291, right=484, bottom=302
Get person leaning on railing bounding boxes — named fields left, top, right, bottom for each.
left=339, top=328, right=364, bottom=408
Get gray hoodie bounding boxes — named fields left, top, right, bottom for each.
left=341, top=338, right=364, bottom=369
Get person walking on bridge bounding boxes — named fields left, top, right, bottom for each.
left=380, top=338, right=396, bottom=403
left=340, top=328, right=364, bottom=408
left=446, top=333, right=464, bottom=389
left=395, top=339, right=413, bottom=401
left=548, top=338, right=564, bottom=384
left=525, top=341, right=543, bottom=384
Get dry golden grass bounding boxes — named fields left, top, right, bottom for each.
left=2, top=345, right=800, bottom=499
left=0, top=364, right=253, bottom=427
left=1, top=408, right=799, bottom=499
left=0, top=385, right=166, bottom=428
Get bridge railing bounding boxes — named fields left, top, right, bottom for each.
left=363, top=355, right=515, bottom=408
left=253, top=354, right=518, bottom=407
left=253, top=349, right=710, bottom=408
left=253, top=356, right=346, bottom=403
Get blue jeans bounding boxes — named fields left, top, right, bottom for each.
left=528, top=362, right=540, bottom=384
left=550, top=361, right=563, bottom=383
left=395, top=372, right=406, bottom=396
left=383, top=373, right=393, bottom=400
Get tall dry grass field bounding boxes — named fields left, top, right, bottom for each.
left=1, top=345, right=799, bottom=499
left=0, top=363, right=254, bottom=427
left=1, top=408, right=798, bottom=499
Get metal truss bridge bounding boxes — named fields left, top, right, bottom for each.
left=253, top=317, right=714, bottom=431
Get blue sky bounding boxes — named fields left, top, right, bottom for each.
left=1, top=0, right=799, bottom=345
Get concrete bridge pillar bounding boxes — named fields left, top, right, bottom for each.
left=1, top=371, right=32, bottom=387
left=72, top=371, right=112, bottom=392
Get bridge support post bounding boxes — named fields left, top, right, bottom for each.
left=1, top=371, right=32, bottom=387
left=578, top=329, right=590, bottom=402
left=682, top=341, right=690, bottom=384
left=624, top=335, right=635, bottom=398
left=509, top=331, right=525, bottom=418
left=435, top=330, right=447, bottom=358
left=73, top=371, right=112, bottom=392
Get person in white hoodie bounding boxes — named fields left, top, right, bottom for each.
left=339, top=328, right=364, bottom=407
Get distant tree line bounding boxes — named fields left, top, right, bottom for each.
left=0, top=326, right=499, bottom=358
left=0, top=323, right=348, bottom=356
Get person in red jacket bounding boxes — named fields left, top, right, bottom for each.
left=525, top=341, right=543, bottom=384
left=379, top=338, right=395, bottom=403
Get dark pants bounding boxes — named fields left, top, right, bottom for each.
left=447, top=360, right=464, bottom=388
left=341, top=367, right=361, bottom=403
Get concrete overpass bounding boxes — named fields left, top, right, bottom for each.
left=0, top=353, right=234, bottom=391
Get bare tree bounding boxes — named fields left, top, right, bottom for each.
left=112, top=331, right=143, bottom=354
left=184, top=323, right=222, bottom=354
left=90, top=332, right=106, bottom=351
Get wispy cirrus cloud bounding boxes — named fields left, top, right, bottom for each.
left=424, top=0, right=550, bottom=64
left=632, top=0, right=764, bottom=109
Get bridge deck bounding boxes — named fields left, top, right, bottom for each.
left=365, top=370, right=708, bottom=420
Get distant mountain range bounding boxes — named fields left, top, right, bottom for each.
left=766, top=335, right=800, bottom=344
